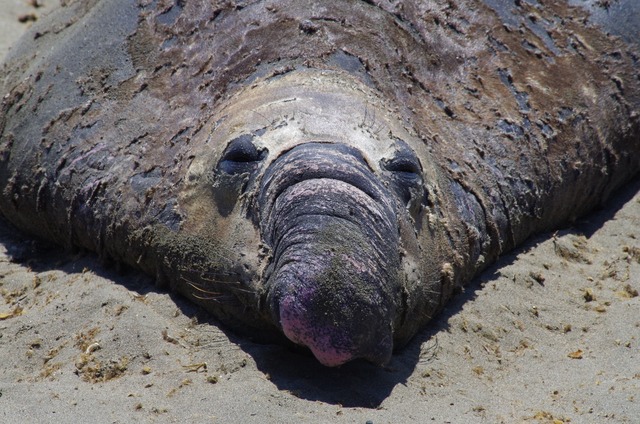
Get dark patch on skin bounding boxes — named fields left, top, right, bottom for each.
left=497, top=119, right=525, bottom=139
left=498, top=68, right=531, bottom=113
left=567, top=0, right=640, bottom=45
left=156, top=2, right=183, bottom=26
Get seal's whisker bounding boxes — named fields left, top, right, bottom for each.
left=192, top=293, right=224, bottom=302
left=369, top=106, right=377, bottom=130
left=252, top=110, right=272, bottom=127
left=181, top=275, right=254, bottom=296
left=176, top=265, right=240, bottom=279
left=361, top=104, right=369, bottom=128
left=179, top=274, right=233, bottom=286
left=198, top=273, right=241, bottom=284
left=225, top=287, right=255, bottom=295
left=198, top=269, right=241, bottom=278
left=184, top=280, right=228, bottom=303
left=185, top=280, right=221, bottom=296
left=373, top=120, right=388, bottom=135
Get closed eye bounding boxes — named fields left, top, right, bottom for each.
left=218, top=134, right=268, bottom=174
left=382, top=155, right=421, bottom=176
left=381, top=147, right=424, bottom=205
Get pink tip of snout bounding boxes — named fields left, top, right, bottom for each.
left=279, top=296, right=354, bottom=367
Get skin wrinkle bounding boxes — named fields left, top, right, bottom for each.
left=267, top=183, right=397, bottom=279
left=262, top=147, right=393, bottom=255
left=271, top=214, right=391, bottom=278
left=259, top=143, right=397, bottom=248
left=272, top=181, right=391, bottom=233
left=258, top=143, right=388, bottom=221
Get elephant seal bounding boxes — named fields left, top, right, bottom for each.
left=1, top=0, right=638, bottom=366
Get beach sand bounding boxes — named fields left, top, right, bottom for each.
left=1, top=2, right=638, bottom=422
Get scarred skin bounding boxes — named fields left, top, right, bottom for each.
left=0, top=0, right=638, bottom=366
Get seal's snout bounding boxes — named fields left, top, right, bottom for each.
left=276, top=269, right=394, bottom=366
left=260, top=143, right=401, bottom=366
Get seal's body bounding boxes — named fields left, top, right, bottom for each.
left=1, top=0, right=638, bottom=366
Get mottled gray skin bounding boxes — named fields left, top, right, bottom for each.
left=0, top=0, right=638, bottom=366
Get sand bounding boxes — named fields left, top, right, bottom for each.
left=1, top=2, right=638, bottom=423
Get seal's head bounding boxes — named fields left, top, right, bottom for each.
left=183, top=70, right=448, bottom=366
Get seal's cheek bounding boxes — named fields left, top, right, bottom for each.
left=178, top=137, right=268, bottom=283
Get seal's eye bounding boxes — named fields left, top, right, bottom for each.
left=381, top=153, right=423, bottom=194
left=218, top=134, right=268, bottom=174
left=381, top=145, right=424, bottom=206
left=382, top=155, right=422, bottom=180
